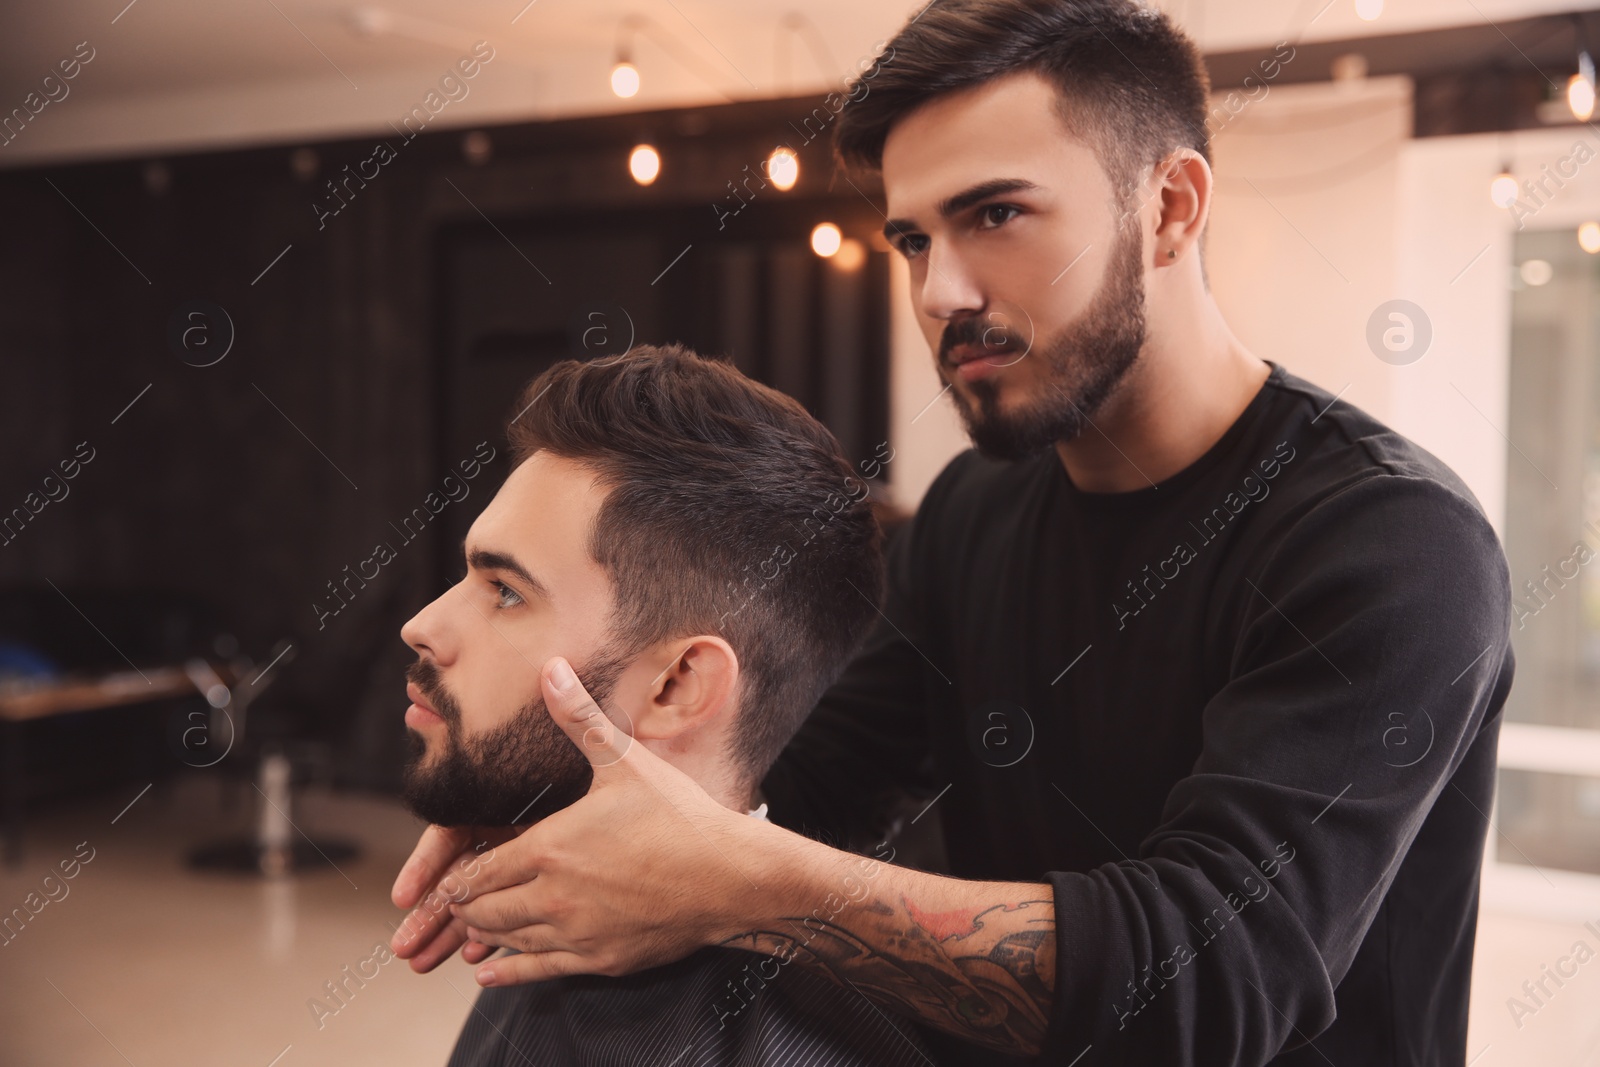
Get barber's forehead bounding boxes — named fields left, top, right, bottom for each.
left=885, top=84, right=1099, bottom=189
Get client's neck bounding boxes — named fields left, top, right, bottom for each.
left=641, top=738, right=754, bottom=814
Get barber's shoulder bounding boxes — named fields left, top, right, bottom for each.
left=1257, top=369, right=1491, bottom=524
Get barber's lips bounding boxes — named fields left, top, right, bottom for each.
left=947, top=343, right=1022, bottom=382
left=405, top=682, right=443, bottom=729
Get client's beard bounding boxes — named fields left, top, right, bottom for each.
left=399, top=649, right=629, bottom=828
left=944, top=219, right=1148, bottom=461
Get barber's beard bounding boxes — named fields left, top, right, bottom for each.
left=947, top=221, right=1147, bottom=461
left=399, top=650, right=629, bottom=828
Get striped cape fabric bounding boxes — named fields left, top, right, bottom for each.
left=445, top=945, right=938, bottom=1067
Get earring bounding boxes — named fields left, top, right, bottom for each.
left=1167, top=249, right=1177, bottom=259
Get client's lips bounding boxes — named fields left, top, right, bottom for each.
left=405, top=682, right=443, bottom=727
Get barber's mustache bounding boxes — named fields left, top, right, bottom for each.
left=939, top=316, right=1028, bottom=366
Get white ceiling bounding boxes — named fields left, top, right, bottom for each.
left=0, top=0, right=1584, bottom=167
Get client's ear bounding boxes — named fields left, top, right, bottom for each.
left=632, top=635, right=739, bottom=743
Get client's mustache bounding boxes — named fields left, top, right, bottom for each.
left=406, top=659, right=460, bottom=725
left=939, top=315, right=1028, bottom=365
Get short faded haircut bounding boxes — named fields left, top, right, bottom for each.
left=505, top=345, right=884, bottom=780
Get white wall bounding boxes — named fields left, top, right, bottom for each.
left=885, top=254, right=968, bottom=509
left=1208, top=76, right=1409, bottom=429
left=1391, top=133, right=1517, bottom=536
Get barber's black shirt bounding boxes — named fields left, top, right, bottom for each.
left=762, top=362, right=1514, bottom=1066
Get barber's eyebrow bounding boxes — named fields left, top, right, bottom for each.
left=881, top=177, right=1042, bottom=241
left=462, top=538, right=552, bottom=601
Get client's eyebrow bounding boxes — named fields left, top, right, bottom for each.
left=463, top=539, right=552, bottom=601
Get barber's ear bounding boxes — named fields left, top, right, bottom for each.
left=632, top=636, right=739, bottom=742
left=1151, top=148, right=1211, bottom=264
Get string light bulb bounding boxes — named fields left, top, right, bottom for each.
left=1579, top=222, right=1600, bottom=253
left=1489, top=166, right=1519, bottom=209
left=611, top=60, right=640, bottom=98
left=767, top=147, right=799, bottom=191
left=832, top=238, right=866, bottom=271
left=1570, top=51, right=1597, bottom=121
left=629, top=144, right=660, bottom=185
left=810, top=222, right=842, bottom=257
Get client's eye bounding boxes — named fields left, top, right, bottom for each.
left=492, top=580, right=522, bottom=609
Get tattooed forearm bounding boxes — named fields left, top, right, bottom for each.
left=722, top=870, right=1057, bottom=1056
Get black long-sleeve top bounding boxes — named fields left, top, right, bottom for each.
left=762, top=363, right=1515, bottom=1066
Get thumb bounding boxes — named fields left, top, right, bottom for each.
left=542, top=656, right=635, bottom=770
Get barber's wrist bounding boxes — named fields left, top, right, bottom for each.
left=714, top=817, right=872, bottom=946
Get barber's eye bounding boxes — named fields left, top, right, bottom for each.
left=894, top=233, right=928, bottom=259
left=492, top=580, right=522, bottom=609
left=979, top=204, right=1020, bottom=228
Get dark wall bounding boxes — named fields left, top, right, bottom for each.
left=0, top=95, right=891, bottom=795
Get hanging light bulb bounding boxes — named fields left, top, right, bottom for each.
left=810, top=222, right=842, bottom=257
left=767, top=147, right=799, bottom=191
left=1489, top=166, right=1519, bottom=209
left=832, top=238, right=866, bottom=271
left=1570, top=73, right=1596, bottom=120
left=1570, top=51, right=1596, bottom=121
left=629, top=144, right=660, bottom=185
left=1520, top=259, right=1554, bottom=287
left=1579, top=222, right=1600, bottom=254
left=611, top=60, right=640, bottom=99
left=1355, top=0, right=1382, bottom=21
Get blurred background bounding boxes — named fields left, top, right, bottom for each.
left=1, top=0, right=1599, bottom=1063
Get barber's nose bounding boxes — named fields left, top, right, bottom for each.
left=917, top=246, right=985, bottom=323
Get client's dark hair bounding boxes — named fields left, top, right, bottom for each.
left=506, top=345, right=884, bottom=781
left=835, top=0, right=1211, bottom=219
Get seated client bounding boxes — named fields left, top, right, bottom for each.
left=395, top=344, right=928, bottom=1066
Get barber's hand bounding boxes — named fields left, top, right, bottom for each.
left=390, top=823, right=518, bottom=973
left=447, top=656, right=781, bottom=987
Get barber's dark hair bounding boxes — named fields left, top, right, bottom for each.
left=506, top=345, right=884, bottom=781
left=835, top=0, right=1211, bottom=218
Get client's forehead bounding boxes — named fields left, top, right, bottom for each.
left=466, top=452, right=611, bottom=610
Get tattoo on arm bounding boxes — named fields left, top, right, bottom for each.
left=721, top=893, right=1056, bottom=1056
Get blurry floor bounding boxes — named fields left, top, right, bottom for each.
left=0, top=774, right=474, bottom=1067
left=1, top=774, right=1598, bottom=1066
